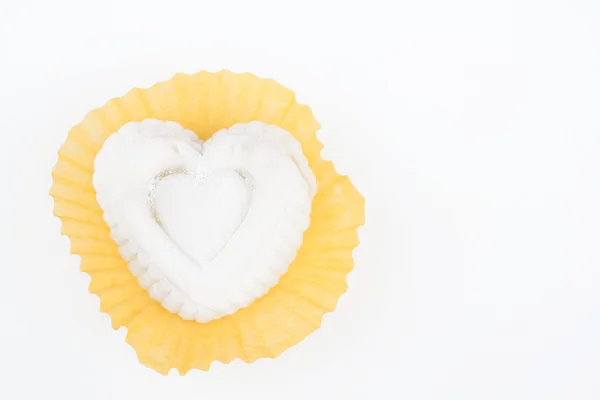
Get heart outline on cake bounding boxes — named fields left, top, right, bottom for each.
left=93, top=119, right=316, bottom=322
left=149, top=167, right=254, bottom=267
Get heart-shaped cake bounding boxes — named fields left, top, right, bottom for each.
left=93, top=119, right=316, bottom=322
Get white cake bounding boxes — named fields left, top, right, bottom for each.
left=93, top=119, right=316, bottom=322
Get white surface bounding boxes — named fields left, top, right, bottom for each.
left=2, top=0, right=600, bottom=398
left=94, top=120, right=315, bottom=322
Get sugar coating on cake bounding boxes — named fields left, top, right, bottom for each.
left=93, top=119, right=316, bottom=322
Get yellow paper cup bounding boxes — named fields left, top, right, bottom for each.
left=51, top=71, right=365, bottom=374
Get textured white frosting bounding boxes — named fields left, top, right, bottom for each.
left=93, top=119, right=316, bottom=322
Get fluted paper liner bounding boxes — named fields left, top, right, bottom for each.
left=51, top=71, right=365, bottom=374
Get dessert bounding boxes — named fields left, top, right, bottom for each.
left=51, top=71, right=364, bottom=374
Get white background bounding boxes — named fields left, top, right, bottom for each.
left=2, top=0, right=600, bottom=398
